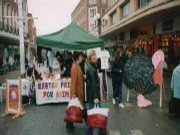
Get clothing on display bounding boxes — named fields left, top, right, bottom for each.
left=47, top=51, right=54, bottom=68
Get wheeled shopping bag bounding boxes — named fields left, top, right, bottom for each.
left=87, top=104, right=109, bottom=129
left=64, top=98, right=83, bottom=123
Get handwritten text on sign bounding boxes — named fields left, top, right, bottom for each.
left=35, top=79, right=71, bottom=105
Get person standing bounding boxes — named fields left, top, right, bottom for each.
left=86, top=50, right=106, bottom=135
left=47, top=50, right=54, bottom=73
left=100, top=49, right=110, bottom=101
left=66, top=52, right=85, bottom=130
left=111, top=48, right=125, bottom=108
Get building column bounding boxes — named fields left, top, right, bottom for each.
left=107, top=15, right=111, bottom=27
left=117, top=6, right=121, bottom=21
left=131, top=0, right=137, bottom=13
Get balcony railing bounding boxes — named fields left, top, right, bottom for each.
left=0, top=21, right=20, bottom=36
left=0, top=22, right=30, bottom=40
left=9, top=26, right=13, bottom=33
left=4, top=24, right=8, bottom=32
left=16, top=28, right=19, bottom=35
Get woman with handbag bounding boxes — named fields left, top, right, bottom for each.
left=86, top=50, right=106, bottom=135
left=66, top=52, right=85, bottom=130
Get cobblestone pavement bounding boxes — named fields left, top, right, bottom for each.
left=0, top=71, right=180, bottom=135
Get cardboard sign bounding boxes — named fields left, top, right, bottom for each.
left=35, top=79, right=71, bottom=105
left=7, top=80, right=21, bottom=114
left=9, top=85, right=19, bottom=112
left=100, top=51, right=110, bottom=70
left=2, top=79, right=25, bottom=119
left=21, top=79, right=30, bottom=96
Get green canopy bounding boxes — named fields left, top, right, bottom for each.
left=36, top=22, right=104, bottom=50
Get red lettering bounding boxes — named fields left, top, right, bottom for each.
left=56, top=91, right=60, bottom=98
left=64, top=82, right=67, bottom=88
left=42, top=83, right=45, bottom=89
left=52, top=83, right=54, bottom=89
left=43, top=91, right=47, bottom=98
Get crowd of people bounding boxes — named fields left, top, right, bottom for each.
left=24, top=46, right=180, bottom=134
left=65, top=48, right=129, bottom=135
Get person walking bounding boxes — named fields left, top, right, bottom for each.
left=86, top=50, right=106, bottom=135
left=111, top=48, right=125, bottom=108
left=66, top=52, right=85, bottom=130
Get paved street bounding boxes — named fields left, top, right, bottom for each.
left=0, top=71, right=180, bottom=135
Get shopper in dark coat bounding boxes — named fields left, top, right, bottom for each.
left=111, top=48, right=125, bottom=108
left=86, top=58, right=100, bottom=104
left=86, top=50, right=106, bottom=135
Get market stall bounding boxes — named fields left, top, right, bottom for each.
left=35, top=22, right=104, bottom=105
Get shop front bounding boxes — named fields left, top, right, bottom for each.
left=128, top=21, right=180, bottom=72
left=159, top=33, right=180, bottom=72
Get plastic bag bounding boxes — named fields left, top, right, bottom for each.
left=87, top=104, right=109, bottom=129
left=67, top=97, right=83, bottom=110
left=64, top=98, right=83, bottom=123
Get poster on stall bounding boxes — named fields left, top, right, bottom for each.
left=7, top=80, right=21, bottom=113
left=35, top=79, right=71, bottom=105
left=2, top=79, right=25, bottom=119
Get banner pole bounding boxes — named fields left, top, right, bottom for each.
left=105, top=69, right=109, bottom=101
left=127, top=89, right=130, bottom=102
left=160, top=84, right=162, bottom=107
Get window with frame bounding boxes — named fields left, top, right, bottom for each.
left=90, top=23, right=96, bottom=31
left=101, top=9, right=106, bottom=17
left=89, top=0, right=96, bottom=5
left=90, top=8, right=96, bottom=18
left=138, top=0, right=150, bottom=8
left=122, top=2, right=130, bottom=17
left=111, top=11, right=117, bottom=25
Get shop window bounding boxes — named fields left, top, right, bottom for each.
left=162, top=20, right=173, bottom=32
left=160, top=34, right=180, bottom=72
left=138, top=0, right=150, bottom=8
left=122, top=2, right=130, bottom=17
left=119, top=32, right=125, bottom=40
left=130, top=30, right=138, bottom=39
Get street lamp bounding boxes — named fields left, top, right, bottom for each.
left=95, top=13, right=108, bottom=36
left=95, top=13, right=101, bottom=35
left=94, top=13, right=109, bottom=101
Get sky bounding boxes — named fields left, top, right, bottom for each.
left=28, top=0, right=80, bottom=36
